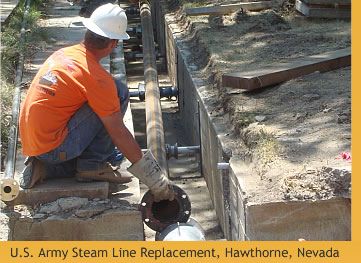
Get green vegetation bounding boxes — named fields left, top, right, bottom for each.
left=1, top=0, right=49, bottom=81
left=238, top=113, right=283, bottom=168
left=237, top=111, right=255, bottom=129
left=1, top=0, right=50, bottom=165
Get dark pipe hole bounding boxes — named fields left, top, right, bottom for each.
left=151, top=199, right=180, bottom=222
left=4, top=186, right=12, bottom=194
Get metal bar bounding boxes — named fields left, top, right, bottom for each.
left=177, top=146, right=200, bottom=154
left=2, top=0, right=32, bottom=201
left=217, top=163, right=230, bottom=170
left=140, top=0, right=168, bottom=175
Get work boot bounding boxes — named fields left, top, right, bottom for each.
left=19, top=157, right=46, bottom=189
left=75, top=162, right=132, bottom=184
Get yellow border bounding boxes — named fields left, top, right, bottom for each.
left=0, top=1, right=358, bottom=262
left=352, top=0, right=359, bottom=245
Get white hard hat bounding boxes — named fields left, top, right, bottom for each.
left=82, top=3, right=130, bottom=40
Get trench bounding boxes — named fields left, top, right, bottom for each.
left=124, top=5, right=224, bottom=240
left=1, top=0, right=351, bottom=241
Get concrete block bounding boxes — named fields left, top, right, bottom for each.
left=10, top=208, right=143, bottom=241
left=237, top=186, right=247, bottom=241
left=7, top=178, right=109, bottom=206
left=9, top=176, right=143, bottom=240
left=230, top=220, right=238, bottom=241
left=229, top=171, right=238, bottom=212
left=246, top=198, right=351, bottom=241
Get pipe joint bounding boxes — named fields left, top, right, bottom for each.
left=165, top=143, right=200, bottom=159
left=140, top=185, right=191, bottom=233
left=130, top=83, right=178, bottom=101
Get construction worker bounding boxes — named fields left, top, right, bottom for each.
left=19, top=3, right=174, bottom=202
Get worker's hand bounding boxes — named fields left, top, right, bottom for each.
left=149, top=175, right=175, bottom=202
left=128, top=150, right=175, bottom=202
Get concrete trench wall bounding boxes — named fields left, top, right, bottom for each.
left=154, top=2, right=351, bottom=241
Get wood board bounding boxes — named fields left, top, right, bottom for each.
left=295, top=0, right=351, bottom=18
left=185, top=1, right=273, bottom=16
left=301, top=0, right=351, bottom=6
left=222, top=47, right=351, bottom=90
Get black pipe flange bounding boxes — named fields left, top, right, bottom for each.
left=140, top=185, right=191, bottom=233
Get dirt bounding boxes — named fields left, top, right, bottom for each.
left=159, top=0, right=351, bottom=203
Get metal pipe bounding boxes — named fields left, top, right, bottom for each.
left=1, top=0, right=32, bottom=201
left=165, top=143, right=200, bottom=159
left=130, top=85, right=177, bottom=101
left=124, top=51, right=164, bottom=60
left=177, top=146, right=200, bottom=154
left=217, top=163, right=230, bottom=170
left=140, top=0, right=168, bottom=175
left=156, top=218, right=205, bottom=241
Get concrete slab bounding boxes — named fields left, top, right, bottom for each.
left=10, top=202, right=144, bottom=240
left=246, top=198, right=351, bottom=241
left=7, top=178, right=109, bottom=206
left=0, top=0, right=20, bottom=24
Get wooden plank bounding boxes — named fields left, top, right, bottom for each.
left=222, top=47, right=351, bottom=90
left=185, top=1, right=273, bottom=16
left=301, top=0, right=351, bottom=6
left=296, top=0, right=351, bottom=18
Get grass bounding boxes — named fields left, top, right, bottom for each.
left=238, top=114, right=283, bottom=170
left=237, top=111, right=255, bottom=129
left=1, top=0, right=51, bottom=167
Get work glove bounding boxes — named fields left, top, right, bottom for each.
left=128, top=150, right=175, bottom=202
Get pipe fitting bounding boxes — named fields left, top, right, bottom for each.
left=165, top=143, right=200, bottom=159
left=124, top=51, right=164, bottom=61
left=0, top=178, right=20, bottom=202
left=140, top=185, right=191, bottom=233
left=156, top=217, right=205, bottom=241
left=126, top=25, right=142, bottom=34
left=125, top=7, right=140, bottom=15
left=217, top=163, right=230, bottom=170
left=130, top=83, right=178, bottom=101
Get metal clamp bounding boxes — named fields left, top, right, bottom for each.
left=130, top=83, right=178, bottom=101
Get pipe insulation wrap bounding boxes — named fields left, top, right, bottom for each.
left=140, top=0, right=168, bottom=175
left=157, top=218, right=206, bottom=241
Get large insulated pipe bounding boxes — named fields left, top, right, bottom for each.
left=1, top=0, right=32, bottom=202
left=139, top=0, right=168, bottom=175
left=156, top=218, right=206, bottom=241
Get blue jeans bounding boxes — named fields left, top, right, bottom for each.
left=36, top=79, right=129, bottom=178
